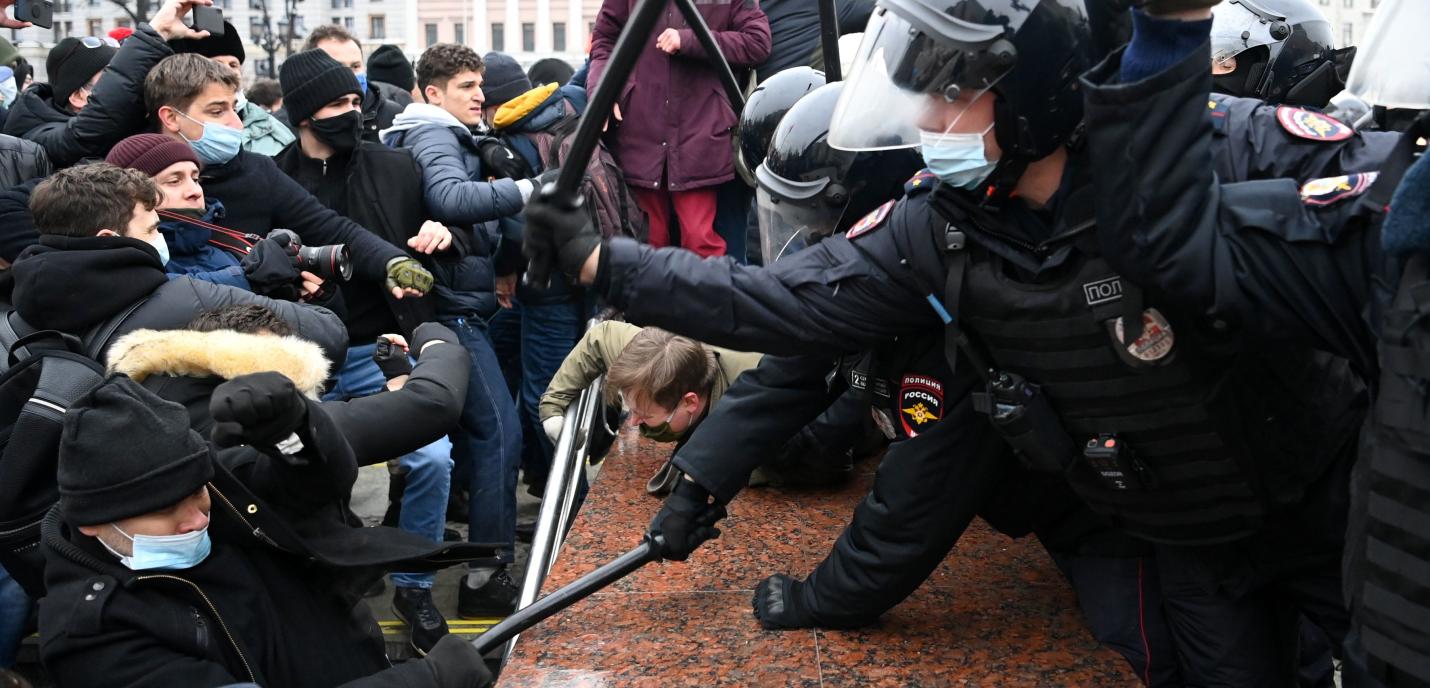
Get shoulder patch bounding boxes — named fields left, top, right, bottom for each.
left=1276, top=106, right=1352, bottom=142
left=1208, top=98, right=1227, bottom=134
left=1299, top=172, right=1378, bottom=207
left=904, top=170, right=939, bottom=194
left=846, top=200, right=895, bottom=239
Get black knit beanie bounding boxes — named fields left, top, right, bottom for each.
left=482, top=52, right=531, bottom=108
left=280, top=48, right=361, bottom=125
left=366, top=44, right=414, bottom=93
left=169, top=21, right=246, bottom=63
left=58, top=374, right=213, bottom=526
left=46, top=38, right=116, bottom=105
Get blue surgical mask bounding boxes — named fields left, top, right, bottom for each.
left=920, top=127, right=998, bottom=190
left=0, top=76, right=16, bottom=106
left=147, top=234, right=170, bottom=265
left=101, top=523, right=212, bottom=570
left=355, top=72, right=368, bottom=94
left=177, top=110, right=243, bottom=165
left=234, top=88, right=249, bottom=111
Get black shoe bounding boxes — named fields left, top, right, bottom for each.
left=443, top=527, right=462, bottom=542
left=363, top=576, right=386, bottom=598
left=392, top=586, right=449, bottom=656
left=458, top=569, right=519, bottom=618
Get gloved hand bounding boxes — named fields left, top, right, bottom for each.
left=411, top=322, right=460, bottom=356
left=648, top=477, right=725, bottom=561
left=210, top=372, right=309, bottom=450
left=422, top=633, right=495, bottom=688
left=476, top=137, right=533, bottom=180
left=1133, top=0, right=1220, bottom=13
left=373, top=336, right=413, bottom=380
left=542, top=415, right=564, bottom=445
left=241, top=237, right=302, bottom=301
left=752, top=574, right=815, bottom=630
left=385, top=256, right=435, bottom=295
left=522, top=188, right=601, bottom=287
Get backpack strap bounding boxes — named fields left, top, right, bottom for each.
left=83, top=297, right=150, bottom=361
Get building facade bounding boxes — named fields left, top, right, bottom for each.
left=1315, top=0, right=1381, bottom=48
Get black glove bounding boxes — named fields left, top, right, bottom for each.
left=209, top=372, right=309, bottom=451
left=752, top=574, right=815, bottom=630
left=241, top=237, right=302, bottom=301
left=476, top=136, right=533, bottom=180
left=648, top=478, right=725, bottom=561
left=372, top=336, right=413, bottom=380
left=423, top=633, right=495, bottom=688
left=411, top=321, right=460, bottom=356
left=522, top=187, right=601, bottom=287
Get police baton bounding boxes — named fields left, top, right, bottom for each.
left=818, top=0, right=842, bottom=81
left=470, top=534, right=665, bottom=655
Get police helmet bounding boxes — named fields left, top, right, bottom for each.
left=734, top=67, right=826, bottom=187
left=757, top=82, right=923, bottom=263
left=1210, top=0, right=1341, bottom=106
left=829, top=0, right=1097, bottom=167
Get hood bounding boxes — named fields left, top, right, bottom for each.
left=2, top=84, right=70, bottom=136
left=379, top=102, right=469, bottom=145
left=108, top=328, right=330, bottom=397
left=11, top=235, right=168, bottom=332
left=494, top=83, right=560, bottom=131
left=158, top=199, right=227, bottom=256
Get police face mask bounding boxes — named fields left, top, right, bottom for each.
left=100, top=523, right=212, bottom=571
left=147, top=233, right=170, bottom=265
left=177, top=110, right=243, bottom=166
left=309, top=110, right=362, bottom=153
left=920, top=125, right=997, bottom=190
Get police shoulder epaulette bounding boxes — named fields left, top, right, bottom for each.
left=1276, top=106, right=1353, bottom=142
left=846, top=200, right=895, bottom=240
left=1300, top=172, right=1379, bottom=207
left=904, top=169, right=939, bottom=195
left=1208, top=97, right=1227, bottom=134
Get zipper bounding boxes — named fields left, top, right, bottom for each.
left=208, top=483, right=279, bottom=549
left=136, top=573, right=255, bottom=683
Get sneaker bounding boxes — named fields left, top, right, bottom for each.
left=392, top=586, right=449, bottom=656
left=458, top=569, right=519, bottom=618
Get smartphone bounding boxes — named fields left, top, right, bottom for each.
left=190, top=6, right=225, bottom=35
left=13, top=0, right=53, bottom=29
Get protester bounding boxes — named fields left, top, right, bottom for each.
left=304, top=25, right=402, bottom=143
left=38, top=373, right=493, bottom=687
left=169, top=21, right=296, bottom=155
left=754, top=0, right=873, bottom=81
left=245, top=78, right=283, bottom=113
left=526, top=57, right=575, bottom=88
left=367, top=43, right=416, bottom=107
left=588, top=0, right=770, bottom=257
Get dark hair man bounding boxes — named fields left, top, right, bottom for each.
left=273, top=48, right=459, bottom=654
left=303, top=24, right=402, bottom=143
left=144, top=53, right=435, bottom=304
left=169, top=21, right=295, bottom=155
left=37, top=373, right=493, bottom=687
left=245, top=78, right=283, bottom=112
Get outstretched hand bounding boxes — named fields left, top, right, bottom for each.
left=0, top=0, right=31, bottom=29
left=151, top=0, right=216, bottom=41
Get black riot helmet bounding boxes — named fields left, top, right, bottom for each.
left=757, top=82, right=924, bottom=263
left=734, top=67, right=826, bottom=187
left=829, top=0, right=1097, bottom=167
left=1210, top=0, right=1344, bottom=107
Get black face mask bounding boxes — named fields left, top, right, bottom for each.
left=309, top=110, right=362, bottom=152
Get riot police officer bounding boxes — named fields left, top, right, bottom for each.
left=1209, top=0, right=1351, bottom=107
left=524, top=0, right=1365, bottom=683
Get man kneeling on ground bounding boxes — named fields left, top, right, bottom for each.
left=38, top=374, right=493, bottom=687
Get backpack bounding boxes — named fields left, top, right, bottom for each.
left=528, top=99, right=648, bottom=242
left=0, top=302, right=144, bottom=597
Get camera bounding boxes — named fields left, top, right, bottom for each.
left=267, top=229, right=353, bottom=281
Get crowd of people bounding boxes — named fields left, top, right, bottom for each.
left=0, top=0, right=1425, bottom=685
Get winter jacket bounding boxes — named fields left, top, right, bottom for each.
left=756, top=0, right=873, bottom=81
left=0, top=133, right=49, bottom=188
left=37, top=398, right=493, bottom=688
left=273, top=141, right=442, bottom=337
left=539, top=320, right=761, bottom=422
left=109, top=324, right=469, bottom=467
left=5, top=234, right=348, bottom=364
left=239, top=99, right=295, bottom=156
left=0, top=178, right=39, bottom=264
left=373, top=80, right=413, bottom=109
left=199, top=150, right=408, bottom=284
left=2, top=26, right=171, bottom=167
left=160, top=200, right=249, bottom=291
left=362, top=83, right=403, bottom=144
left=589, top=0, right=770, bottom=191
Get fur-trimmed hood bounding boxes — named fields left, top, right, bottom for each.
left=107, top=329, right=330, bottom=397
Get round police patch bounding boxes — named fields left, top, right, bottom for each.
left=898, top=374, right=943, bottom=437
left=1112, top=308, right=1175, bottom=363
left=846, top=200, right=894, bottom=240
left=1276, top=106, right=1352, bottom=142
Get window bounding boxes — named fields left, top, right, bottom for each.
left=1318, top=0, right=1328, bottom=5
left=86, top=18, right=101, bottom=36
left=553, top=22, right=566, bottom=51
left=454, top=22, right=465, bottom=45
left=425, top=23, right=438, bottom=47
left=1342, top=22, right=1353, bottom=46
left=250, top=18, right=265, bottom=42
left=115, top=17, right=129, bottom=28
left=491, top=23, right=504, bottom=52
left=369, top=14, right=385, bottom=39
left=249, top=0, right=263, bottom=9
left=1342, top=0, right=1352, bottom=6
left=53, top=0, right=71, bottom=11
left=331, top=17, right=342, bottom=24
left=522, top=22, right=534, bottom=51
left=343, top=16, right=354, bottom=29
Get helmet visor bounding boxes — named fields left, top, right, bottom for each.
left=756, top=178, right=837, bottom=264
left=1347, top=0, right=1430, bottom=109
left=1210, top=1, right=1285, bottom=65
left=829, top=9, right=1009, bottom=151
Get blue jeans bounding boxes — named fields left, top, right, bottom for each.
left=324, top=344, right=452, bottom=589
left=518, top=299, right=586, bottom=488
left=0, top=563, right=28, bottom=667
left=444, top=318, right=521, bottom=564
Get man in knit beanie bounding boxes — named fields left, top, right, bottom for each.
left=38, top=373, right=496, bottom=687
left=366, top=43, right=416, bottom=107
left=169, top=20, right=295, bottom=156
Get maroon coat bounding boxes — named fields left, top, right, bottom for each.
left=589, top=0, right=771, bottom=192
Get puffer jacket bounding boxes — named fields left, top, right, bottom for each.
left=2, top=25, right=171, bottom=167
left=239, top=99, right=295, bottom=156
left=159, top=199, right=248, bottom=290
left=0, top=133, right=49, bottom=188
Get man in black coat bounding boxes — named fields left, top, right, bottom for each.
left=38, top=373, right=494, bottom=687
left=306, top=25, right=404, bottom=144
